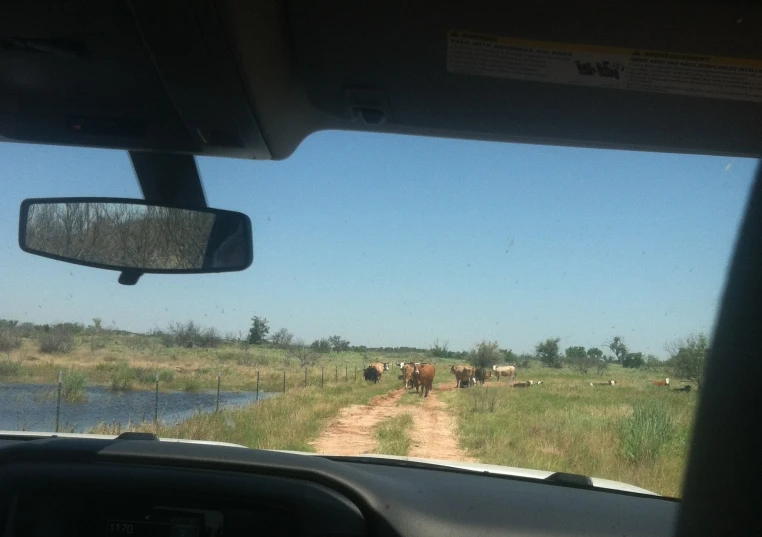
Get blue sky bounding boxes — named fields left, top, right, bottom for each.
left=0, top=132, right=756, bottom=356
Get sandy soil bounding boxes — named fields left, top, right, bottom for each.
left=311, top=383, right=473, bottom=462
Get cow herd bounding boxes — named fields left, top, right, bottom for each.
left=364, top=363, right=691, bottom=394
left=363, top=361, right=437, bottom=397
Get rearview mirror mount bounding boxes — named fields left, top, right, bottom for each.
left=19, top=198, right=253, bottom=280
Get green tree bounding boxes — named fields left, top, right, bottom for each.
left=501, top=349, right=517, bottom=363
left=566, top=345, right=595, bottom=374
left=327, top=335, right=350, bottom=353
left=270, top=328, right=294, bottom=347
left=536, top=338, right=562, bottom=368
left=622, top=352, right=644, bottom=369
left=311, top=338, right=331, bottom=353
left=247, top=316, right=270, bottom=345
left=587, top=347, right=603, bottom=360
left=643, top=354, right=662, bottom=372
left=470, top=341, right=503, bottom=370
left=607, top=336, right=628, bottom=364
left=669, top=334, right=709, bottom=389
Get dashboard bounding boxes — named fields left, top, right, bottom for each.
left=0, top=436, right=679, bottom=537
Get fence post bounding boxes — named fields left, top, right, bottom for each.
left=304, top=368, right=308, bottom=388
left=216, top=369, right=221, bottom=413
left=55, top=370, right=62, bottom=433
left=345, top=365, right=348, bottom=381
left=256, top=370, right=260, bottom=401
left=335, top=366, right=338, bottom=382
left=154, top=371, right=159, bottom=424
left=354, top=366, right=357, bottom=382
left=321, top=367, right=324, bottom=388
left=283, top=369, right=286, bottom=393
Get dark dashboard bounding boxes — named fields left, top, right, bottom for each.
left=0, top=437, right=678, bottom=537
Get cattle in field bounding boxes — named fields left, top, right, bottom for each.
left=589, top=380, right=616, bottom=386
left=450, top=365, right=475, bottom=388
left=414, top=363, right=436, bottom=397
left=512, top=380, right=533, bottom=388
left=492, top=365, right=516, bottom=381
left=652, top=378, right=670, bottom=387
left=369, top=362, right=390, bottom=377
left=401, top=363, right=415, bottom=389
left=364, top=366, right=379, bottom=384
left=474, top=367, right=493, bottom=384
left=674, top=384, right=692, bottom=392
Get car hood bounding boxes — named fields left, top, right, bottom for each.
left=0, top=431, right=656, bottom=495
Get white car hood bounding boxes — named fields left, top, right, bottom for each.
left=0, top=431, right=656, bottom=495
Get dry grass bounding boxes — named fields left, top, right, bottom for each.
left=440, top=365, right=697, bottom=498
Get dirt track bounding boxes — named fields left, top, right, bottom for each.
left=311, top=382, right=473, bottom=461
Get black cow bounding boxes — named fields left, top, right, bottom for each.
left=364, top=366, right=379, bottom=384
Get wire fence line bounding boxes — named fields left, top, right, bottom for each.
left=22, top=365, right=365, bottom=432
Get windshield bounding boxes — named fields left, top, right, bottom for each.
left=0, top=133, right=755, bottom=498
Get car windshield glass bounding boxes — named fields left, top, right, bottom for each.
left=0, top=132, right=755, bottom=498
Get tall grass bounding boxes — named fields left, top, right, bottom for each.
left=109, top=363, right=136, bottom=390
left=441, top=373, right=696, bottom=497
left=61, top=369, right=88, bottom=402
left=375, top=414, right=413, bottom=456
left=0, top=360, right=24, bottom=377
left=619, top=401, right=673, bottom=463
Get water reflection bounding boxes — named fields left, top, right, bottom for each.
left=0, top=384, right=275, bottom=433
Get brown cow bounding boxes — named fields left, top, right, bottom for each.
left=369, top=362, right=390, bottom=377
left=450, top=365, right=475, bottom=388
left=414, top=363, right=436, bottom=397
left=401, top=363, right=415, bottom=389
left=492, top=365, right=516, bottom=382
left=652, top=377, right=670, bottom=387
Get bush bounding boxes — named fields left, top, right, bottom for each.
left=158, top=369, right=174, bottom=383
left=61, top=369, right=88, bottom=402
left=39, top=327, right=77, bottom=354
left=182, top=379, right=202, bottom=392
left=0, top=330, right=22, bottom=358
left=469, top=341, right=502, bottom=369
left=109, top=363, right=136, bottom=391
left=536, top=337, right=563, bottom=368
left=619, top=402, right=673, bottom=463
left=311, top=338, right=332, bottom=353
left=0, top=360, right=23, bottom=377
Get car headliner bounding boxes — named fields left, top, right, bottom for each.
left=2, top=1, right=762, bottom=160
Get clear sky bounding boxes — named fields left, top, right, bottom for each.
left=0, top=132, right=756, bottom=356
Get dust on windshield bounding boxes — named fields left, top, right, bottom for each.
left=0, top=133, right=755, bottom=497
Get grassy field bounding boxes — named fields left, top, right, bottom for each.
left=439, top=363, right=697, bottom=497
left=91, top=376, right=398, bottom=451
left=0, top=334, right=428, bottom=394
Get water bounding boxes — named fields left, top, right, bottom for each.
left=0, top=383, right=277, bottom=433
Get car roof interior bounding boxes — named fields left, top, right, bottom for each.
left=2, top=1, right=762, bottom=535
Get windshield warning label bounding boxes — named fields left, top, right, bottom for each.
left=447, top=31, right=762, bottom=103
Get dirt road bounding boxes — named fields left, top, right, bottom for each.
left=311, top=383, right=473, bottom=462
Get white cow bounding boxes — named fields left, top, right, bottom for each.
left=492, top=365, right=516, bottom=381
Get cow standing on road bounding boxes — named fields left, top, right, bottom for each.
left=401, top=363, right=415, bottom=389
left=414, top=363, right=436, bottom=397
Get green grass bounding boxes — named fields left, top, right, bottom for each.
left=61, top=369, right=88, bottom=402
left=375, top=414, right=413, bottom=455
left=619, top=401, right=674, bottom=463
left=0, top=360, right=24, bottom=378
left=440, top=366, right=696, bottom=498
left=89, top=376, right=398, bottom=451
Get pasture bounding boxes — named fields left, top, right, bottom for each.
left=439, top=363, right=697, bottom=497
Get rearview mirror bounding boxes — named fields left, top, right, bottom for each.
left=19, top=198, right=253, bottom=273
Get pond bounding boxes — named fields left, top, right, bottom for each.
left=0, top=383, right=277, bottom=433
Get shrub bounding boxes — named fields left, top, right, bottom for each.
left=158, top=369, right=174, bottom=383
left=39, top=327, right=77, bottom=354
left=109, top=363, right=136, bottom=391
left=311, top=338, right=331, bottom=353
left=467, top=389, right=499, bottom=413
left=536, top=337, right=563, bottom=368
left=470, top=341, right=502, bottom=369
left=182, top=379, right=202, bottom=392
left=0, top=360, right=23, bottom=377
left=61, top=369, right=88, bottom=402
left=0, top=330, right=22, bottom=358
left=90, top=337, right=106, bottom=352
left=619, top=401, right=673, bottom=463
